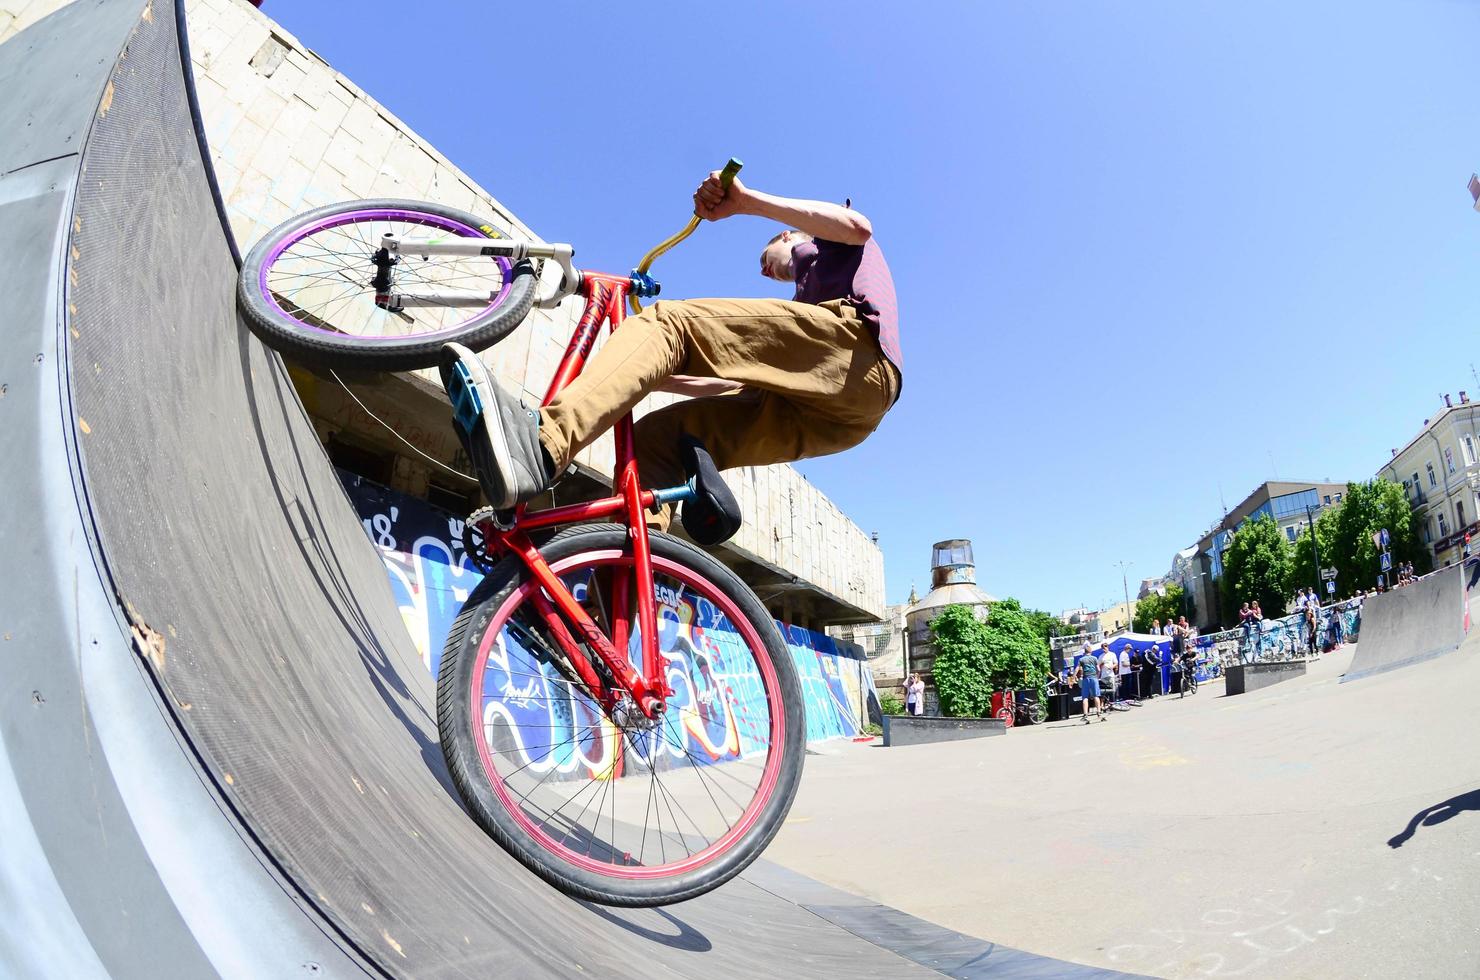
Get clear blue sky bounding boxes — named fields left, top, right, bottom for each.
left=269, top=1, right=1480, bottom=615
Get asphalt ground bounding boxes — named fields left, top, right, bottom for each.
left=766, top=636, right=1480, bottom=979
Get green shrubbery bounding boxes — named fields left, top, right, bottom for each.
left=930, top=600, right=1049, bottom=717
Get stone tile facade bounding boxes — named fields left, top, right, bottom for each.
left=1, top=0, right=886, bottom=621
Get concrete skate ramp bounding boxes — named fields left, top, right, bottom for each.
left=1, top=3, right=1133, bottom=977
left=1343, top=564, right=1469, bottom=683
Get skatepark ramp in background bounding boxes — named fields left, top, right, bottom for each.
left=1342, top=563, right=1470, bottom=683
left=0, top=2, right=1131, bottom=977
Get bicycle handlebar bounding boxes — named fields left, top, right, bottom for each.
left=629, top=158, right=744, bottom=314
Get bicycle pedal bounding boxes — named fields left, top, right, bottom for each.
left=447, top=361, right=485, bottom=439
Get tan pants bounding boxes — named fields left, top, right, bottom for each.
left=540, top=297, right=898, bottom=522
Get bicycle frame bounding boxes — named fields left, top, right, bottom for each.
left=461, top=268, right=696, bottom=721
left=408, top=159, right=742, bottom=723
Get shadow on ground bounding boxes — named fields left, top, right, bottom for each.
left=1387, top=788, right=1480, bottom=848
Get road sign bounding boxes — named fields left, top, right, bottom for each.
left=1380, top=552, right=1392, bottom=572
left=1327, top=580, right=1336, bottom=595
left=1320, top=567, right=1337, bottom=581
left=1380, top=528, right=1391, bottom=549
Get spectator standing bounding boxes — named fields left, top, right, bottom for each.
left=1099, top=641, right=1118, bottom=708
left=1076, top=644, right=1105, bottom=723
left=1143, top=644, right=1161, bottom=697
left=906, top=673, right=925, bottom=716
left=1250, top=601, right=1265, bottom=658
left=1238, top=602, right=1256, bottom=663
left=1150, top=618, right=1162, bottom=636
left=1167, top=619, right=1185, bottom=690
left=1118, top=645, right=1133, bottom=701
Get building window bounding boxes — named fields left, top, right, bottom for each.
left=1285, top=526, right=1297, bottom=543
left=1466, top=435, right=1477, bottom=467
left=1460, top=500, right=1468, bottom=529
left=1445, top=447, right=1457, bottom=474
left=1335, top=493, right=1341, bottom=503
left=1438, top=511, right=1449, bottom=537
left=1423, top=521, right=1432, bottom=544
left=1427, top=462, right=1438, bottom=488
left=1323, top=494, right=1332, bottom=505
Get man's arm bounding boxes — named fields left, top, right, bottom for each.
left=693, top=173, right=872, bottom=244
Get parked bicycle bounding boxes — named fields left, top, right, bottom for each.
left=994, top=688, right=1049, bottom=727
left=238, top=162, right=807, bottom=908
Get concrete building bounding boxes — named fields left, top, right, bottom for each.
left=0, top=0, right=887, bottom=627
left=1191, top=479, right=1351, bottom=628
left=1097, top=599, right=1135, bottom=635
left=829, top=591, right=913, bottom=702
left=1376, top=392, right=1480, bottom=569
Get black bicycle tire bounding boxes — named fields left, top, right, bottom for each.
left=237, top=198, right=538, bottom=371
left=1027, top=703, right=1047, bottom=725
left=436, top=524, right=805, bottom=907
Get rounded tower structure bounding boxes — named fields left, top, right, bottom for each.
left=905, top=539, right=995, bottom=714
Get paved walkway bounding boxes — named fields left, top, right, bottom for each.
left=767, top=638, right=1480, bottom=979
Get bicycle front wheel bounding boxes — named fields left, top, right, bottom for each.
left=437, top=525, right=805, bottom=907
left=238, top=199, right=537, bottom=371
left=1027, top=702, right=1048, bottom=725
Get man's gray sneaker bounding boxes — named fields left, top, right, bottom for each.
left=439, top=343, right=553, bottom=509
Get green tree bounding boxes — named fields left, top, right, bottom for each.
left=1220, top=514, right=1293, bottom=618
left=928, top=604, right=995, bottom=717
left=984, top=599, right=1052, bottom=690
left=1133, top=583, right=1185, bottom=632
left=1324, top=479, right=1430, bottom=597
left=929, top=600, right=1051, bottom=717
left=1289, top=507, right=1338, bottom=600
left=1020, top=604, right=1074, bottom=645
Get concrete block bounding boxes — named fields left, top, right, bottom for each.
left=882, top=715, right=1008, bottom=747
left=1224, top=661, right=1307, bottom=696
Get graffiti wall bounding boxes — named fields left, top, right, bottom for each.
left=339, top=473, right=877, bottom=747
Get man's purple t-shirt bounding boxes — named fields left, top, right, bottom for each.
left=790, top=237, right=902, bottom=377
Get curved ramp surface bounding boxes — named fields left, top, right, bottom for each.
left=1343, top=563, right=1470, bottom=683
left=1, top=3, right=1133, bottom=977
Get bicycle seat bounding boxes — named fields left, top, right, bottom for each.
left=678, top=436, right=741, bottom=547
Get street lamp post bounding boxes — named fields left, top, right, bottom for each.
left=1305, top=503, right=1322, bottom=595
left=1114, top=560, right=1133, bottom=633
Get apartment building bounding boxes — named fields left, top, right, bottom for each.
left=1376, top=393, right=1480, bottom=568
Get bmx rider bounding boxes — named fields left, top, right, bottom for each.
left=439, top=170, right=902, bottom=542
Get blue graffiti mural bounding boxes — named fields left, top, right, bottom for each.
left=340, top=473, right=877, bottom=749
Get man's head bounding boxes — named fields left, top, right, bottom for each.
left=760, top=229, right=811, bottom=281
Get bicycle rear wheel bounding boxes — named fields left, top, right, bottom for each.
left=437, top=525, right=805, bottom=907
left=238, top=199, right=538, bottom=370
left=1027, top=702, right=1048, bottom=725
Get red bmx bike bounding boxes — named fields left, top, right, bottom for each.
left=238, top=161, right=805, bottom=907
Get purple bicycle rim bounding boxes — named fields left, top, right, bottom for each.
left=258, top=208, right=513, bottom=341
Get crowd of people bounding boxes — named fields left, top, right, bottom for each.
left=1062, top=632, right=1195, bottom=723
